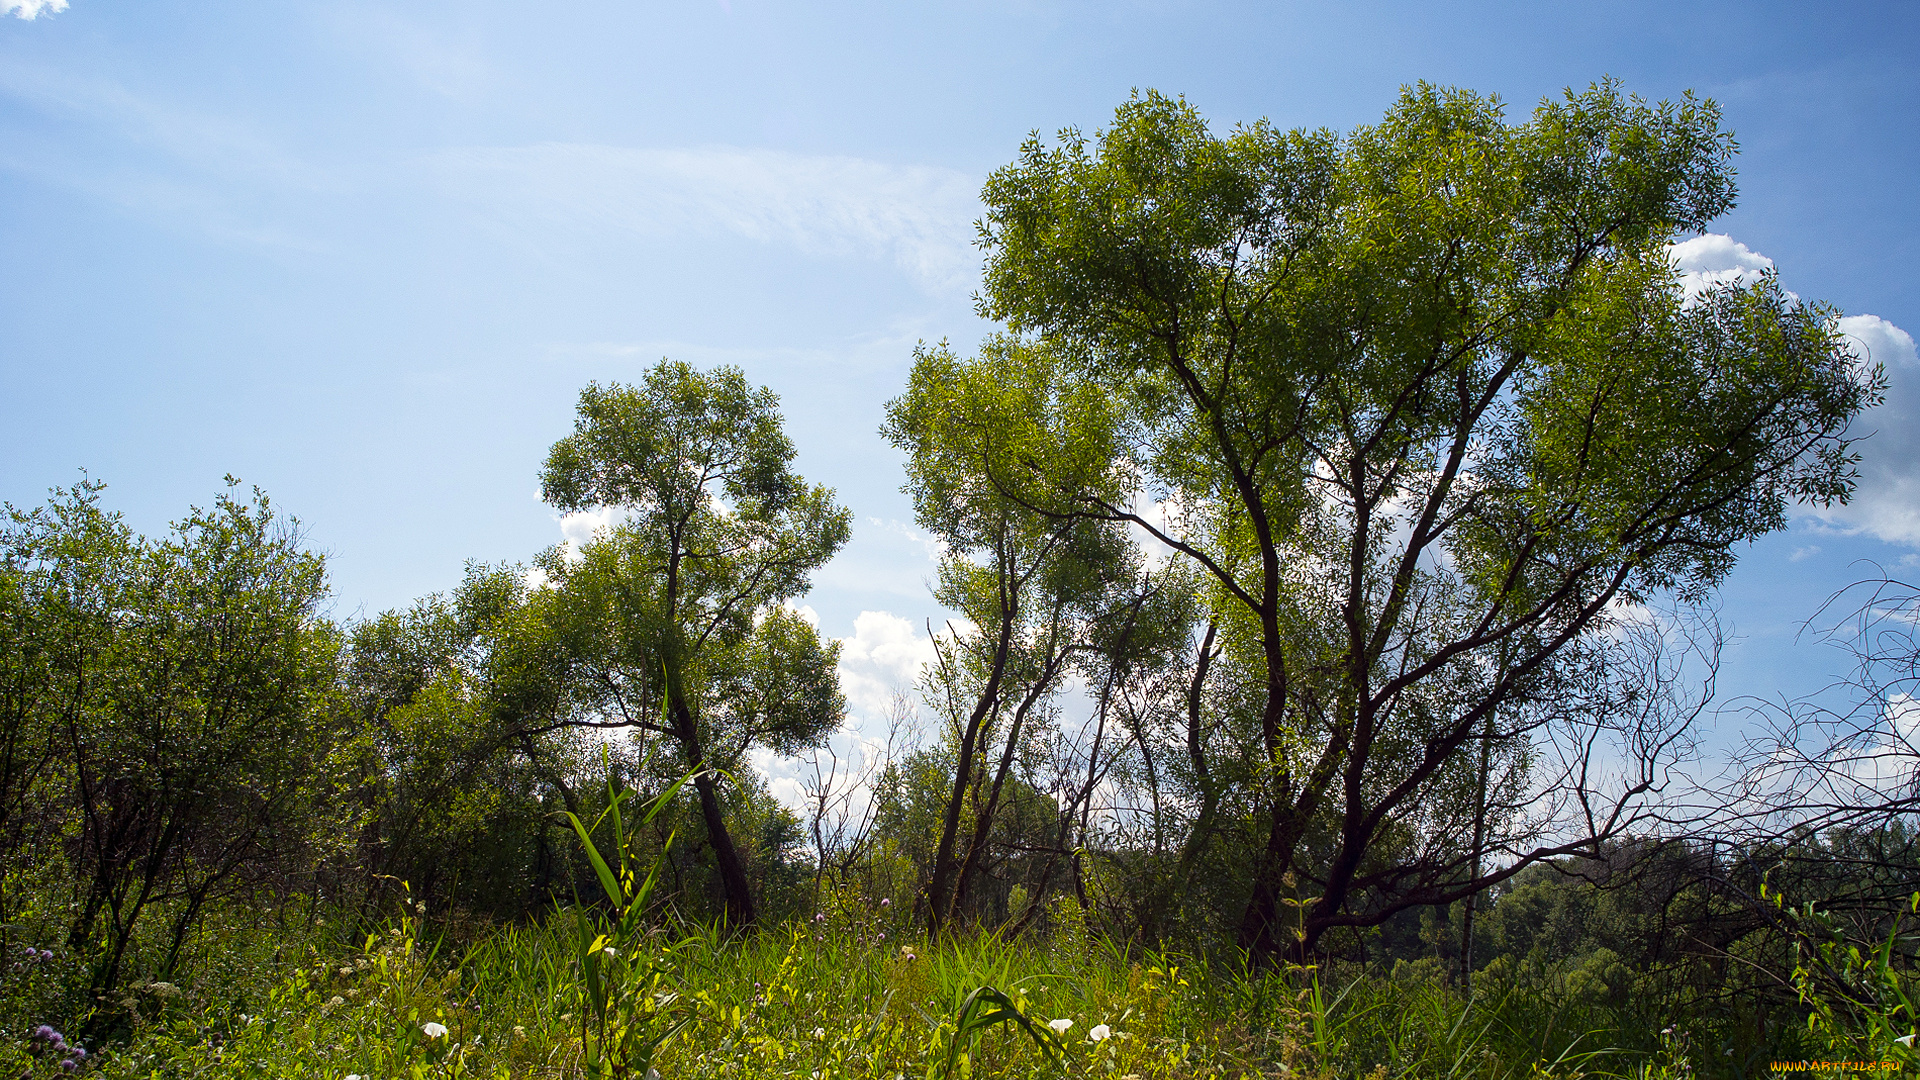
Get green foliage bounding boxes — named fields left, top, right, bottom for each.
left=563, top=759, right=698, bottom=1079
left=970, top=81, right=1879, bottom=959
left=530, top=361, right=852, bottom=928
left=2, top=78, right=1909, bottom=1080
left=0, top=478, right=347, bottom=1006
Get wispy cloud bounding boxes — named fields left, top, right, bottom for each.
left=0, top=62, right=334, bottom=248
left=3, top=0, right=67, bottom=20
left=869, top=517, right=945, bottom=563
left=424, top=143, right=982, bottom=293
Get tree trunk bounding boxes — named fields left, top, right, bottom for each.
left=673, top=698, right=756, bottom=929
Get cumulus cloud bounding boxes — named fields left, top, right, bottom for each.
left=834, top=610, right=937, bottom=721
left=1806, top=314, right=1920, bottom=545
left=556, top=507, right=628, bottom=561
left=3, top=0, right=67, bottom=19
left=522, top=508, right=629, bottom=589
left=425, top=143, right=981, bottom=293
left=1667, top=235, right=1920, bottom=548
left=1668, top=233, right=1774, bottom=300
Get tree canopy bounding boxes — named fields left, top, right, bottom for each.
left=533, top=361, right=852, bottom=927
left=958, top=81, right=1878, bottom=960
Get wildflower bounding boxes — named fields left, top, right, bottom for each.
left=1900, top=1033, right=1917, bottom=1047
left=879, top=898, right=890, bottom=908
left=812, top=1027, right=826, bottom=1040
left=1089, top=1024, right=1111, bottom=1042
left=603, top=946, right=618, bottom=957
left=815, top=912, right=827, bottom=922
left=422, top=1021, right=449, bottom=1039
left=1047, top=1018, right=1073, bottom=1035
left=326, top=996, right=345, bottom=1008
left=512, top=1025, right=526, bottom=1038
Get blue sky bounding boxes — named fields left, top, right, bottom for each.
left=2, top=1, right=1917, bottom=738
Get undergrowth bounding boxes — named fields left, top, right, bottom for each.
left=3, top=887, right=1885, bottom=1080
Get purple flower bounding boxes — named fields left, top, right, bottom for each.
left=814, top=912, right=827, bottom=922
left=72, top=1048, right=86, bottom=1060
left=39, top=950, right=52, bottom=961
left=33, top=1025, right=54, bottom=1040
left=879, top=898, right=890, bottom=908
left=59, top=1060, right=77, bottom=1073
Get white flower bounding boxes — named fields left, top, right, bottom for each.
left=1089, top=1024, right=1112, bottom=1042
left=602, top=946, right=618, bottom=957
left=1899, top=1033, right=1916, bottom=1047
left=812, top=1026, right=826, bottom=1040
left=1047, top=1018, right=1073, bottom=1035
left=346, top=1075, right=362, bottom=1080
left=422, top=1021, right=449, bottom=1039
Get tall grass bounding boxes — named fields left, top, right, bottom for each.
left=35, top=889, right=1855, bottom=1080
left=7, top=779, right=1892, bottom=1079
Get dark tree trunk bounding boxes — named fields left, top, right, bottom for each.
left=673, top=698, right=756, bottom=929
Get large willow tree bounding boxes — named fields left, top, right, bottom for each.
left=961, top=82, right=1878, bottom=961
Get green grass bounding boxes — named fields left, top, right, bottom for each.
left=6, top=888, right=1908, bottom=1078
left=0, top=901, right=1706, bottom=1079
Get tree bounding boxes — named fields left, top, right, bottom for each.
left=970, top=82, right=1878, bottom=962
left=1, top=479, right=345, bottom=996
left=535, top=362, right=851, bottom=928
left=883, top=337, right=1143, bottom=936
left=339, top=565, right=600, bottom=918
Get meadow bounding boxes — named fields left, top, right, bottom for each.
left=5, top=777, right=1913, bottom=1079
left=6, top=890, right=1911, bottom=1080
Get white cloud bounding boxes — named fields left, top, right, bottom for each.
left=1789, top=545, right=1821, bottom=562
left=834, top=610, right=937, bottom=721
left=556, top=507, right=629, bottom=561
left=1804, top=314, right=1920, bottom=545
left=1840, top=313, right=1918, bottom=371
left=425, top=143, right=981, bottom=294
left=3, top=0, right=67, bottom=19
left=1666, top=237, right=1920, bottom=548
left=870, top=517, right=945, bottom=562
left=1668, top=233, right=1774, bottom=301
